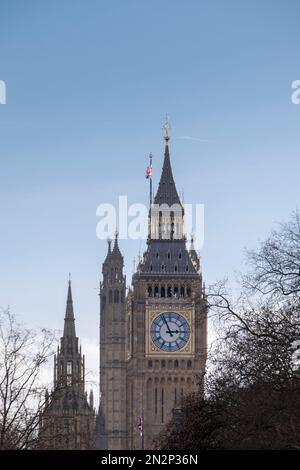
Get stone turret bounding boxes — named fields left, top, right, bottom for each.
left=39, top=279, right=95, bottom=449
left=99, top=234, right=127, bottom=449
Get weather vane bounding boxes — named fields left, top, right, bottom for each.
left=162, top=113, right=171, bottom=142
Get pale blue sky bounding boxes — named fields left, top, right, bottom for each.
left=0, top=1, right=300, bottom=374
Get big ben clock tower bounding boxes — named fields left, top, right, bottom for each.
left=126, top=119, right=207, bottom=449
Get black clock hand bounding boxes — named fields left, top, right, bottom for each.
left=162, top=314, right=173, bottom=337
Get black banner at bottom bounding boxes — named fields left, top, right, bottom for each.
left=0, top=449, right=299, bottom=467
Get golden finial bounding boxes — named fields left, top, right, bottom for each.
left=162, top=113, right=171, bottom=142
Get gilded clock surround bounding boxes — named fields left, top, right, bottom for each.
left=146, top=300, right=195, bottom=357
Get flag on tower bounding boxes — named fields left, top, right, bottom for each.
left=145, top=165, right=152, bottom=179
left=137, top=413, right=143, bottom=437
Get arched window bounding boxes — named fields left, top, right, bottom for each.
left=174, top=264, right=178, bottom=272
left=161, top=264, right=165, bottom=272
left=161, top=387, right=165, bottom=423
left=60, top=362, right=63, bottom=384
left=174, top=360, right=179, bottom=368
left=174, top=285, right=178, bottom=297
left=167, top=252, right=171, bottom=259
left=150, top=264, right=153, bottom=271
left=161, top=286, right=165, bottom=298
left=158, top=211, right=163, bottom=238
left=100, top=309, right=105, bottom=327
left=180, top=286, right=185, bottom=297
left=67, top=361, right=72, bottom=375
left=161, top=360, right=166, bottom=368
left=186, top=265, right=189, bottom=272
left=178, top=252, right=182, bottom=259
left=170, top=212, right=174, bottom=240
left=187, top=360, right=192, bottom=368
left=121, top=289, right=125, bottom=303
left=148, top=286, right=153, bottom=297
left=148, top=360, right=153, bottom=368
left=109, top=290, right=113, bottom=303
left=167, top=286, right=172, bottom=298
left=154, top=286, right=159, bottom=297
left=187, top=286, right=191, bottom=297
left=127, top=317, right=131, bottom=351
left=114, top=289, right=119, bottom=303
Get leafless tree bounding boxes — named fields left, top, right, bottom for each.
left=0, top=308, right=55, bottom=449
left=158, top=211, right=300, bottom=450
left=244, top=210, right=300, bottom=300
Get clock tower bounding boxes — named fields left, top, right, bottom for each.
left=126, top=124, right=207, bottom=449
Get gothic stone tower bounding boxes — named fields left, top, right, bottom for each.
left=39, top=280, right=95, bottom=449
left=99, top=236, right=127, bottom=449
left=126, top=132, right=207, bottom=449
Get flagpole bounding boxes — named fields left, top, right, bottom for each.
left=149, top=153, right=153, bottom=207
left=148, top=153, right=153, bottom=240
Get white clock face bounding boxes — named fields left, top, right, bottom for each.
left=150, top=312, right=190, bottom=352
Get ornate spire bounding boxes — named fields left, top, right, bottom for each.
left=162, top=113, right=171, bottom=142
left=102, top=230, right=124, bottom=286
left=103, top=237, right=112, bottom=266
left=63, top=278, right=76, bottom=338
left=153, top=137, right=182, bottom=207
left=112, top=229, right=122, bottom=257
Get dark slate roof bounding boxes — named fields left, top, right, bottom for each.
left=153, top=144, right=183, bottom=207
left=134, top=239, right=199, bottom=280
